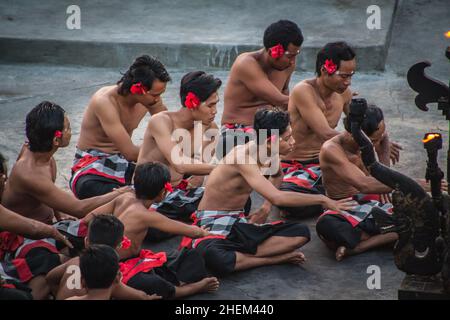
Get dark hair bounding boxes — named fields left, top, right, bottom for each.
left=134, top=162, right=171, bottom=200
left=315, top=42, right=356, bottom=76
left=253, top=108, right=290, bottom=144
left=0, top=152, right=6, bottom=175
left=25, top=101, right=65, bottom=152
left=80, top=245, right=119, bottom=290
left=180, top=71, right=222, bottom=108
left=263, top=20, right=303, bottom=50
left=88, top=215, right=124, bottom=248
left=117, top=55, right=171, bottom=96
left=344, top=104, right=384, bottom=136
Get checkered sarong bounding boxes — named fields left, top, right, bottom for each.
left=69, top=148, right=132, bottom=194
left=319, top=194, right=393, bottom=227
left=281, top=160, right=322, bottom=190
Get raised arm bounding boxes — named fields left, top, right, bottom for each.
left=236, top=58, right=289, bottom=107
left=290, top=84, right=340, bottom=141
left=148, top=115, right=215, bottom=176
left=93, top=98, right=140, bottom=161
left=321, top=143, right=392, bottom=194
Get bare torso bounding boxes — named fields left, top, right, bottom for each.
left=320, top=135, right=368, bottom=199
left=198, top=144, right=258, bottom=211
left=284, top=79, right=350, bottom=161
left=77, top=86, right=148, bottom=154
left=1, top=147, right=56, bottom=224
left=137, top=112, right=217, bottom=186
left=221, top=50, right=293, bottom=126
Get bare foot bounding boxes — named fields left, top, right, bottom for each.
left=335, top=246, right=347, bottom=261
left=197, top=277, right=220, bottom=293
left=284, top=251, right=306, bottom=265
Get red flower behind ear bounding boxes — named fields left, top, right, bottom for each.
left=54, top=130, right=62, bottom=138
left=185, top=92, right=201, bottom=109
left=324, top=59, right=337, bottom=74
left=164, top=182, right=173, bottom=193
left=121, top=236, right=131, bottom=249
left=270, top=44, right=285, bottom=59
left=130, top=82, right=148, bottom=95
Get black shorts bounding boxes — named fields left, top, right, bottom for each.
left=195, top=221, right=310, bottom=276
left=74, top=163, right=135, bottom=199
left=316, top=215, right=380, bottom=249
left=126, top=249, right=208, bottom=299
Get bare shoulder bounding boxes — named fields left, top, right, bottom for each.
left=320, top=138, right=345, bottom=162
left=148, top=111, right=172, bottom=130
left=90, top=86, right=118, bottom=112
left=233, top=53, right=261, bottom=74
left=342, top=87, right=353, bottom=103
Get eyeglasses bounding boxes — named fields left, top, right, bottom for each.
left=284, top=50, right=301, bottom=58
left=334, top=70, right=355, bottom=79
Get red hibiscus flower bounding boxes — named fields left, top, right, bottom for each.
left=121, top=236, right=131, bottom=249
left=130, top=82, right=148, bottom=95
left=54, top=130, right=62, bottom=138
left=270, top=44, right=285, bottom=59
left=164, top=182, right=173, bottom=193
left=324, top=59, right=337, bottom=74
left=185, top=92, right=201, bottom=109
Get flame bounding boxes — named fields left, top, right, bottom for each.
left=446, top=30, right=450, bottom=38
left=422, top=133, right=441, bottom=143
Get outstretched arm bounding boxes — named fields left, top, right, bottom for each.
left=0, top=204, right=72, bottom=247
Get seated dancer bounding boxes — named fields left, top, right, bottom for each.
left=137, top=71, right=221, bottom=222
left=70, top=55, right=171, bottom=199
left=47, top=215, right=159, bottom=300
left=1, top=101, right=129, bottom=224
left=180, top=109, right=356, bottom=276
left=65, top=245, right=121, bottom=300
left=317, top=105, right=398, bottom=261
left=85, top=162, right=219, bottom=299
left=279, top=41, right=401, bottom=219
left=0, top=204, right=72, bottom=300
left=217, top=19, right=303, bottom=159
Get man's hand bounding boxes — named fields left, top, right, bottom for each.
left=192, top=225, right=212, bottom=238
left=51, top=228, right=74, bottom=249
left=380, top=193, right=392, bottom=204
left=323, top=197, right=358, bottom=213
left=389, top=141, right=403, bottom=165
left=248, top=206, right=271, bottom=224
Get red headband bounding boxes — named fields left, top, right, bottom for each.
left=185, top=92, right=201, bottom=109
left=130, top=82, right=148, bottom=95
left=324, top=59, right=337, bottom=75
left=270, top=43, right=285, bottom=59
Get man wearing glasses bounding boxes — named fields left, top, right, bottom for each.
left=278, top=42, right=399, bottom=219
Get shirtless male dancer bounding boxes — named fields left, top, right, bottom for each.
left=137, top=71, right=221, bottom=222
left=279, top=42, right=400, bottom=219
left=217, top=20, right=303, bottom=158
left=317, top=105, right=399, bottom=261
left=1, top=101, right=128, bottom=225
left=180, top=108, right=356, bottom=276
left=71, top=55, right=171, bottom=199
